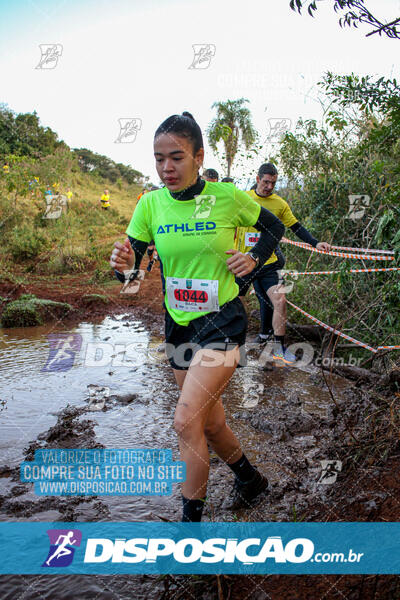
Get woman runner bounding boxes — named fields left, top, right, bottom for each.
left=110, top=112, right=284, bottom=521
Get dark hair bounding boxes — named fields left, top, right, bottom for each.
left=221, top=176, right=234, bottom=183
left=204, top=168, right=219, bottom=181
left=154, top=111, right=204, bottom=154
left=258, top=162, right=278, bottom=178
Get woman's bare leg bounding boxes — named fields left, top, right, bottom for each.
left=173, top=347, right=239, bottom=499
left=174, top=367, right=242, bottom=464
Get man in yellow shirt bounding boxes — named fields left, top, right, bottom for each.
left=66, top=188, right=73, bottom=201
left=101, top=189, right=110, bottom=209
left=236, top=163, right=331, bottom=364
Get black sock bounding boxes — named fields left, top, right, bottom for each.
left=274, top=334, right=285, bottom=347
left=227, top=453, right=258, bottom=484
left=182, top=496, right=206, bottom=522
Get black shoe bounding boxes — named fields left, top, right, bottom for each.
left=223, top=471, right=269, bottom=510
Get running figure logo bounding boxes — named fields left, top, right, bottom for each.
left=115, top=118, right=142, bottom=144
left=42, top=334, right=82, bottom=373
left=318, top=460, right=342, bottom=484
left=42, top=529, right=82, bottom=567
left=35, top=44, right=63, bottom=69
left=242, top=383, right=264, bottom=409
left=265, top=118, right=292, bottom=143
left=188, top=44, right=216, bottom=69
left=191, top=195, right=216, bottom=219
left=276, top=270, right=299, bottom=294
left=43, top=194, right=67, bottom=219
left=347, top=194, right=370, bottom=221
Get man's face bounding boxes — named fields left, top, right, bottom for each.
left=256, top=173, right=277, bottom=197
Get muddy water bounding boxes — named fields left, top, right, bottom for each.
left=0, top=313, right=350, bottom=598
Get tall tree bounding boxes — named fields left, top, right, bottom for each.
left=289, top=0, right=400, bottom=39
left=207, top=98, right=257, bottom=177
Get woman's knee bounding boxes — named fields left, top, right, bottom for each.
left=204, top=416, right=226, bottom=440
left=174, top=408, right=202, bottom=440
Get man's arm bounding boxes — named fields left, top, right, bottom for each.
left=290, top=222, right=331, bottom=252
left=250, top=207, right=285, bottom=264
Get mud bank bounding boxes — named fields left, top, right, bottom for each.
left=0, top=264, right=166, bottom=326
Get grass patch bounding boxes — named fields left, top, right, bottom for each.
left=1, top=293, right=72, bottom=327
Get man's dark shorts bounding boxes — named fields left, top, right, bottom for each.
left=236, top=263, right=280, bottom=297
left=236, top=246, right=286, bottom=297
left=164, top=296, right=247, bottom=370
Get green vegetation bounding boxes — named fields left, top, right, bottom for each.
left=0, top=171, right=141, bottom=280
left=207, top=98, right=258, bottom=177
left=289, top=1, right=400, bottom=39
left=1, top=294, right=72, bottom=327
left=277, top=73, right=400, bottom=356
left=81, top=293, right=110, bottom=306
left=0, top=104, right=145, bottom=284
left=74, top=148, right=145, bottom=185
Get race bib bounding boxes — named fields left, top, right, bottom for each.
left=166, top=277, right=219, bottom=312
left=245, top=232, right=260, bottom=247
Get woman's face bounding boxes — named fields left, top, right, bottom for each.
left=154, top=133, right=204, bottom=192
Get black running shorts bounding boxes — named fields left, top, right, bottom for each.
left=236, top=264, right=280, bottom=297
left=164, top=296, right=247, bottom=370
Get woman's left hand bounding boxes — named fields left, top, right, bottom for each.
left=225, top=249, right=257, bottom=277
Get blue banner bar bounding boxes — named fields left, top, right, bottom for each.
left=0, top=522, right=399, bottom=574
left=19, top=449, right=186, bottom=496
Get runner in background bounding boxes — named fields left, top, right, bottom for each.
left=146, top=241, right=157, bottom=272
left=28, top=176, right=39, bottom=197
left=101, top=189, right=110, bottom=210
left=110, top=112, right=285, bottom=521
left=202, top=168, right=219, bottom=182
left=236, top=163, right=331, bottom=364
left=2, top=164, right=9, bottom=174
left=66, top=188, right=73, bottom=202
left=137, top=188, right=148, bottom=202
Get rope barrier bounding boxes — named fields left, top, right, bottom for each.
left=286, top=300, right=378, bottom=353
left=286, top=300, right=400, bottom=352
left=284, top=267, right=400, bottom=276
left=248, top=238, right=399, bottom=352
left=281, top=237, right=395, bottom=261
left=332, top=245, right=394, bottom=255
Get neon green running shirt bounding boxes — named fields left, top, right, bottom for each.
left=126, top=181, right=261, bottom=326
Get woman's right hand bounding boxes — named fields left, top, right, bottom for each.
left=110, top=238, right=135, bottom=273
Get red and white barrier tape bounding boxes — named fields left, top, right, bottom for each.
left=281, top=237, right=394, bottom=261
left=376, top=345, right=400, bottom=350
left=284, top=267, right=400, bottom=276
left=286, top=300, right=400, bottom=352
left=286, top=299, right=377, bottom=352
left=332, top=245, right=394, bottom=255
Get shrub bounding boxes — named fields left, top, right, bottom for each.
left=8, top=224, right=49, bottom=260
